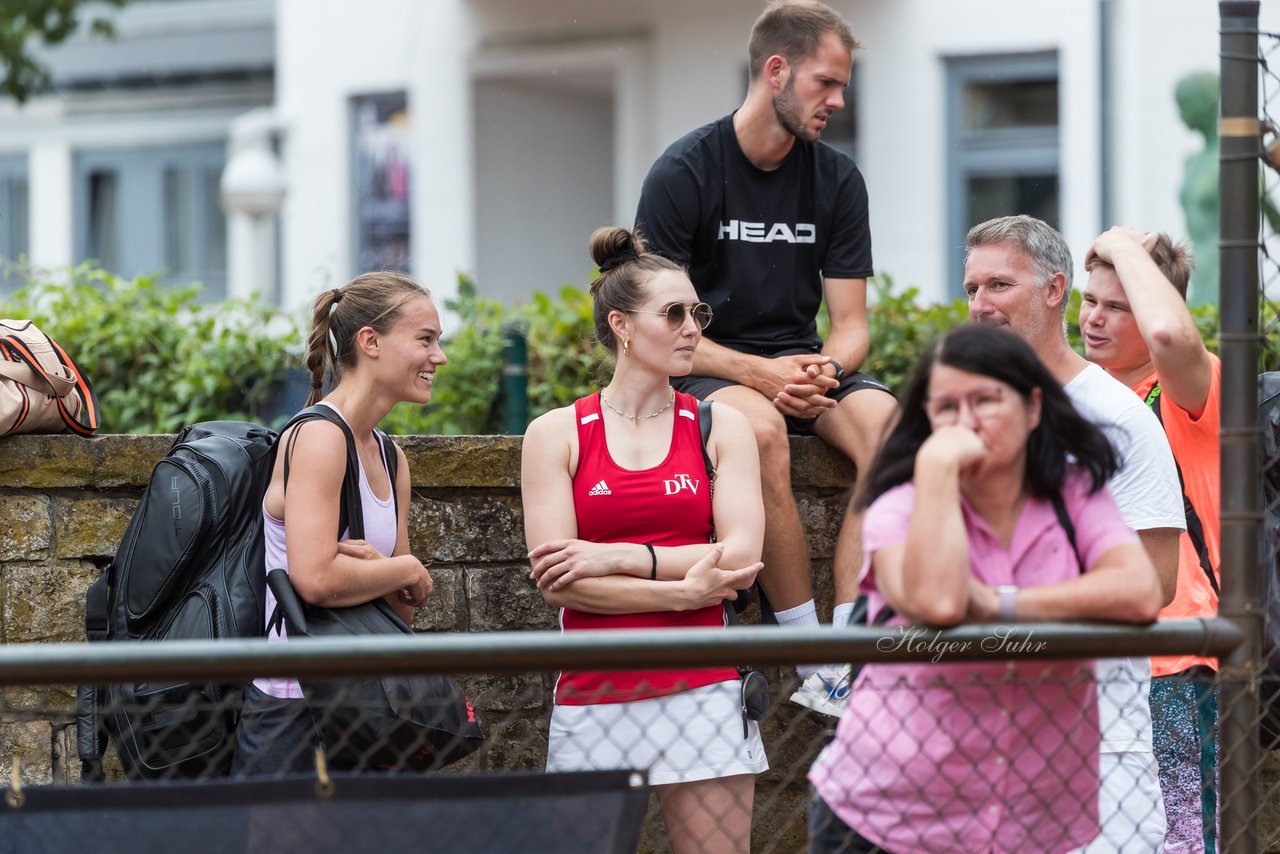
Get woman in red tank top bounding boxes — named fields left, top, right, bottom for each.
left=522, top=227, right=766, bottom=854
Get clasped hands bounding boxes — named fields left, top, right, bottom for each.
left=756, top=354, right=840, bottom=420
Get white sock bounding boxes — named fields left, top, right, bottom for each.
left=832, top=601, right=855, bottom=628
left=774, top=601, right=827, bottom=678
left=774, top=600, right=819, bottom=628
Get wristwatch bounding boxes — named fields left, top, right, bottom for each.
left=828, top=359, right=845, bottom=382
left=995, top=584, right=1018, bottom=622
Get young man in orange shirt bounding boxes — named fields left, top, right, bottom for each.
left=1081, top=226, right=1219, bottom=854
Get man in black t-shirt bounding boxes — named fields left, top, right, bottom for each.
left=636, top=0, right=896, bottom=716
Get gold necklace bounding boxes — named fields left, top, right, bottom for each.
left=600, top=388, right=675, bottom=422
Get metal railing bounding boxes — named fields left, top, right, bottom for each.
left=0, top=622, right=1240, bottom=685
left=0, top=621, right=1248, bottom=852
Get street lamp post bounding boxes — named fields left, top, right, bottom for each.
left=220, top=108, right=287, bottom=304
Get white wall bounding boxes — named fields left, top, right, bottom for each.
left=276, top=0, right=476, bottom=310
left=28, top=142, right=73, bottom=270
left=274, top=0, right=1269, bottom=313
left=474, top=79, right=614, bottom=300
left=466, top=0, right=764, bottom=219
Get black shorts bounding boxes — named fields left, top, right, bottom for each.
left=671, top=349, right=893, bottom=435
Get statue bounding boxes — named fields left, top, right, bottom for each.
left=1176, top=72, right=1220, bottom=306
left=1177, top=71, right=1280, bottom=305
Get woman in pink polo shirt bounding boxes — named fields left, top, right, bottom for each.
left=808, top=325, right=1163, bottom=854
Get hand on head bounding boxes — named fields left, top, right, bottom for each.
left=1085, top=226, right=1157, bottom=269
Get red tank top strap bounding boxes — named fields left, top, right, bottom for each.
left=573, top=393, right=604, bottom=440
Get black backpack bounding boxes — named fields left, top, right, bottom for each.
left=77, top=406, right=389, bottom=780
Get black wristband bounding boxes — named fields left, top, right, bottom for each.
left=643, top=542, right=657, bottom=580
left=829, top=359, right=845, bottom=382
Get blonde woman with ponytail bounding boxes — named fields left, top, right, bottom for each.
left=233, top=272, right=445, bottom=776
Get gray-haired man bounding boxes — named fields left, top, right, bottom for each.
left=964, top=214, right=1185, bottom=851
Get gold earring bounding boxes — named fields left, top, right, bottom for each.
left=623, top=338, right=630, bottom=356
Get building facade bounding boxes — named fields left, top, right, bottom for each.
left=0, top=0, right=1261, bottom=312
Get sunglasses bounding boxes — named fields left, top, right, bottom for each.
left=627, top=302, right=714, bottom=330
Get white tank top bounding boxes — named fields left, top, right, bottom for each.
left=255, top=401, right=399, bottom=698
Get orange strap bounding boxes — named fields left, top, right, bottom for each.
left=0, top=333, right=101, bottom=436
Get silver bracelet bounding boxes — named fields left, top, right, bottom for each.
left=996, top=584, right=1018, bottom=622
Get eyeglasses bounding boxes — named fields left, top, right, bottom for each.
left=923, top=386, right=1009, bottom=424
left=627, top=302, right=714, bottom=330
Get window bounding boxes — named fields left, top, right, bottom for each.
left=0, top=155, right=29, bottom=294
left=75, top=143, right=227, bottom=299
left=947, top=53, right=1060, bottom=294
left=352, top=93, right=411, bottom=275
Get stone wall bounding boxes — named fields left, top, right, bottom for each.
left=0, top=432, right=855, bottom=645
left=0, top=431, right=855, bottom=849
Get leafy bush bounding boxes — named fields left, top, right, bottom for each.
left=523, top=285, right=602, bottom=420
left=382, top=278, right=601, bottom=435
left=6, top=263, right=1257, bottom=436
left=862, top=274, right=970, bottom=392
left=389, top=272, right=1249, bottom=433
left=380, top=275, right=506, bottom=435
left=4, top=264, right=303, bottom=433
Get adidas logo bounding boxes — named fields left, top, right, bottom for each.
left=588, top=480, right=612, bottom=496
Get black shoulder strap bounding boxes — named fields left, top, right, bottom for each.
left=1050, top=492, right=1086, bottom=575
left=281, top=408, right=401, bottom=538
left=697, top=398, right=715, bottom=481
left=281, top=405, right=365, bottom=539
left=1143, top=383, right=1220, bottom=595
left=697, top=398, right=717, bottom=545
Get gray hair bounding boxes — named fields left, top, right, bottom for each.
left=965, top=215, right=1074, bottom=292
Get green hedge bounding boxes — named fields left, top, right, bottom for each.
left=384, top=273, right=1242, bottom=434
left=380, top=276, right=603, bottom=435
left=4, top=265, right=302, bottom=433
left=1, top=264, right=1258, bottom=436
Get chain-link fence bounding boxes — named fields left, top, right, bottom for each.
left=0, top=622, right=1244, bottom=853
left=0, top=4, right=1276, bottom=853
left=1220, top=1, right=1280, bottom=852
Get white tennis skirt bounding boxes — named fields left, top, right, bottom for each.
left=546, top=680, right=769, bottom=786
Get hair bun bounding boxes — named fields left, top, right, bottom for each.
left=589, top=226, right=648, bottom=272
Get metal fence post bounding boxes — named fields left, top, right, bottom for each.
left=1218, top=2, right=1263, bottom=850
left=501, top=323, right=529, bottom=435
